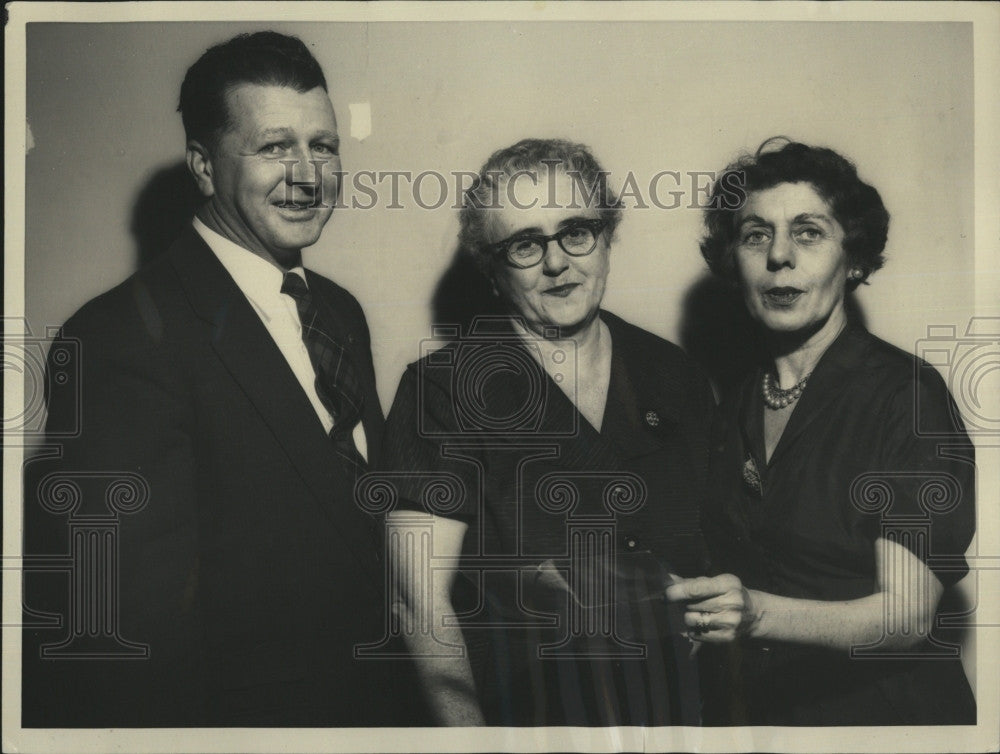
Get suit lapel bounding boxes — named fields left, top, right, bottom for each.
left=169, top=229, right=381, bottom=584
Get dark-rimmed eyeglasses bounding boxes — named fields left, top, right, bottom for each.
left=489, top=219, right=606, bottom=269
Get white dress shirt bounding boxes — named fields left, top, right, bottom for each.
left=193, top=218, right=368, bottom=461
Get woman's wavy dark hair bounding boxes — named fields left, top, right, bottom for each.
left=700, top=138, right=890, bottom=290
left=459, top=138, right=622, bottom=273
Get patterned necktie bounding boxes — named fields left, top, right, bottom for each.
left=281, top=271, right=369, bottom=478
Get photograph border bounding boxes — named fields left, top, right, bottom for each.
left=4, top=2, right=999, bottom=752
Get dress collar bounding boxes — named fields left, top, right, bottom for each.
left=743, top=323, right=872, bottom=469
left=487, top=311, right=679, bottom=462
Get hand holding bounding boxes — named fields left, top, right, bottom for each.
left=665, top=574, right=760, bottom=642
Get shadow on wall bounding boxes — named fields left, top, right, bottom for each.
left=130, top=160, right=204, bottom=269
left=678, top=273, right=869, bottom=400
left=431, top=247, right=506, bottom=332
left=679, top=275, right=763, bottom=399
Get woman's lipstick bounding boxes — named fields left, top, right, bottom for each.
left=544, top=283, right=579, bottom=297
left=762, top=287, right=804, bottom=306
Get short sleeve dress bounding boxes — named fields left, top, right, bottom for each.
left=382, top=312, right=716, bottom=726
left=701, top=324, right=977, bottom=725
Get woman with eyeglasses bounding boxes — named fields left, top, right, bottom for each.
left=381, top=139, right=715, bottom=725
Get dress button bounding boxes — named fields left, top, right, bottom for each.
left=624, top=536, right=638, bottom=550
left=644, top=410, right=660, bottom=427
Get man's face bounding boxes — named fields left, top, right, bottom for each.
left=197, top=83, right=341, bottom=268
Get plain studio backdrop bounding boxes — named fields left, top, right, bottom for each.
left=24, top=20, right=978, bottom=684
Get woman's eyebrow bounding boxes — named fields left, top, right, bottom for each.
left=792, top=212, right=834, bottom=224
left=737, top=214, right=770, bottom=228
left=556, top=216, right=598, bottom=229
left=508, top=226, right=544, bottom=236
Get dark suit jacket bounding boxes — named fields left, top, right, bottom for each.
left=22, top=227, right=416, bottom=726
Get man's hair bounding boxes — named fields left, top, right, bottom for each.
left=701, top=137, right=890, bottom=290
left=178, top=31, right=327, bottom=149
left=459, top=138, right=622, bottom=273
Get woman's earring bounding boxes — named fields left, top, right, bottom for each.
left=849, top=268, right=863, bottom=280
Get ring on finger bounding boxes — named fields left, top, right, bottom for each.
left=698, top=612, right=711, bottom=631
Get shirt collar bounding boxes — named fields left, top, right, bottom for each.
left=192, top=217, right=306, bottom=304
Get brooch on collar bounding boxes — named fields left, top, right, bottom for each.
left=741, top=453, right=762, bottom=497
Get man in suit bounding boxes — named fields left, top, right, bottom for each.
left=22, top=31, right=414, bottom=727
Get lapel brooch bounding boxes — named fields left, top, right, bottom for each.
left=741, top=453, right=762, bottom=497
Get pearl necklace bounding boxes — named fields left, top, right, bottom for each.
left=761, top=372, right=810, bottom=410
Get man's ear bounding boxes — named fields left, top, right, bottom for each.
left=186, top=140, right=215, bottom=198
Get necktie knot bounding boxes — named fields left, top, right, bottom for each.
left=281, top=271, right=310, bottom=303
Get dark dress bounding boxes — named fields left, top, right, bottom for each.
left=701, top=324, right=977, bottom=725
left=382, top=312, right=715, bottom=725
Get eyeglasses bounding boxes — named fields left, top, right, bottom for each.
left=490, top=218, right=606, bottom=269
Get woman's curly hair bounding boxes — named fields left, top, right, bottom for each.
left=701, top=137, right=890, bottom=290
left=459, top=138, right=622, bottom=273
